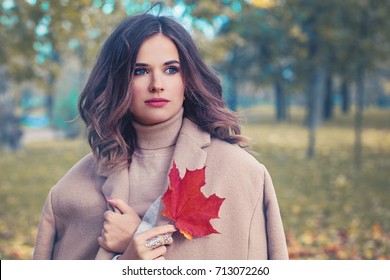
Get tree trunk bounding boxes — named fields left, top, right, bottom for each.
left=340, top=78, right=350, bottom=114
left=354, top=9, right=368, bottom=170
left=0, top=66, right=23, bottom=151
left=323, top=70, right=333, bottom=120
left=275, top=79, right=287, bottom=121
left=306, top=67, right=325, bottom=158
left=354, top=65, right=365, bottom=170
left=46, top=72, right=55, bottom=125
left=225, top=74, right=238, bottom=111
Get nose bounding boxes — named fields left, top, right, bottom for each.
left=149, top=72, right=164, bottom=93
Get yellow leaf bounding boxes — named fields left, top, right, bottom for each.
left=249, top=0, right=276, bottom=9
left=372, top=224, right=382, bottom=239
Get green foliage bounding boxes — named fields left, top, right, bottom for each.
left=52, top=59, right=84, bottom=138
left=52, top=88, right=81, bottom=138
left=0, top=0, right=144, bottom=91
left=186, top=0, right=390, bottom=92
left=0, top=107, right=389, bottom=259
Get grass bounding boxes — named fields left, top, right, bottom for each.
left=0, top=140, right=90, bottom=259
left=0, top=105, right=389, bottom=259
left=241, top=106, right=390, bottom=259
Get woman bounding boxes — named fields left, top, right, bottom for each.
left=33, top=7, right=288, bottom=260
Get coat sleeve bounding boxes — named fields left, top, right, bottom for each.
left=248, top=165, right=289, bottom=260
left=33, top=189, right=56, bottom=260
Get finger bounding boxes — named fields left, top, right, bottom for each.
left=163, top=234, right=174, bottom=245
left=103, top=210, right=115, bottom=219
left=97, top=236, right=105, bottom=248
left=107, top=199, right=134, bottom=215
left=144, top=233, right=173, bottom=250
left=98, top=227, right=107, bottom=241
left=141, top=224, right=177, bottom=240
left=144, top=245, right=167, bottom=260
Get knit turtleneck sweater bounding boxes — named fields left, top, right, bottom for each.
left=129, top=108, right=184, bottom=218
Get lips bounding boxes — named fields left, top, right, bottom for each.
left=145, top=98, right=170, bottom=107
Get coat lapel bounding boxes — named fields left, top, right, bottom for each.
left=95, top=117, right=210, bottom=259
left=95, top=166, right=129, bottom=259
left=100, top=167, right=130, bottom=203
left=171, top=118, right=210, bottom=175
left=155, top=118, right=210, bottom=226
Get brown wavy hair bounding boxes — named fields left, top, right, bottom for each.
left=78, top=9, right=249, bottom=171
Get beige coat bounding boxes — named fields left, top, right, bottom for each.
left=33, top=118, right=288, bottom=260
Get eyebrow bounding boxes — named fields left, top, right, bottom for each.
left=135, top=60, right=180, bottom=67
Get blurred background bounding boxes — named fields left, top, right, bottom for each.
left=0, top=0, right=389, bottom=259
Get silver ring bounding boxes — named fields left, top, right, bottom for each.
left=145, top=234, right=172, bottom=249
left=145, top=235, right=163, bottom=249
left=162, top=234, right=173, bottom=244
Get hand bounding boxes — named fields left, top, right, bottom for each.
left=119, top=224, right=176, bottom=260
left=98, top=199, right=141, bottom=253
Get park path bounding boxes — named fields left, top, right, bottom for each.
left=22, top=128, right=64, bottom=144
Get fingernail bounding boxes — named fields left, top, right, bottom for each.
left=105, top=195, right=112, bottom=201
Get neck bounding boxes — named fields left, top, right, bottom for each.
left=132, top=108, right=184, bottom=150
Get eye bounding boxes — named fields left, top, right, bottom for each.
left=134, top=68, right=148, bottom=75
left=165, top=66, right=179, bottom=75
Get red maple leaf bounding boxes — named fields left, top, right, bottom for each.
left=161, top=161, right=225, bottom=240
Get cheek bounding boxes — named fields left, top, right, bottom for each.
left=130, top=81, right=143, bottom=96
left=129, top=81, right=145, bottom=99
left=173, top=78, right=185, bottom=99
left=128, top=88, right=141, bottom=113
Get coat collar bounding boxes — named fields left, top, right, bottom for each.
left=96, top=118, right=210, bottom=176
left=170, top=118, right=210, bottom=175
left=99, top=117, right=210, bottom=200
left=95, top=118, right=210, bottom=259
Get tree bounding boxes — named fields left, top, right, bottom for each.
left=182, top=0, right=390, bottom=163
left=338, top=0, right=390, bottom=169
left=0, top=66, right=23, bottom=150
left=276, top=0, right=390, bottom=160
left=179, top=0, right=295, bottom=117
left=0, top=0, right=151, bottom=145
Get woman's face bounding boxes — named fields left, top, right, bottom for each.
left=129, top=34, right=185, bottom=125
